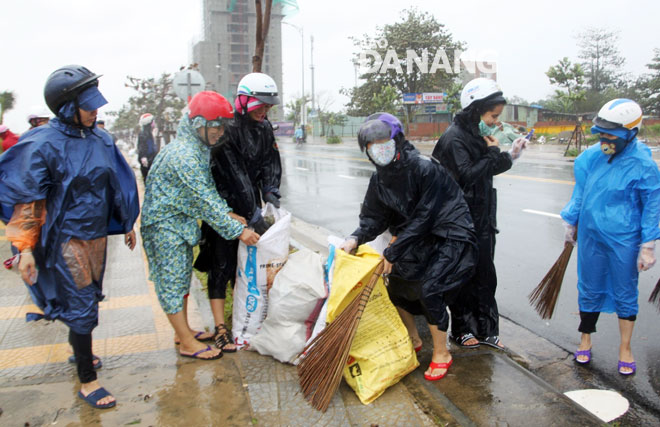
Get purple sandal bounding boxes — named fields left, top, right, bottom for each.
left=618, top=360, right=636, bottom=375
left=574, top=349, right=591, bottom=364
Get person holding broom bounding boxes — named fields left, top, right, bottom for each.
left=561, top=99, right=660, bottom=375
left=340, top=112, right=478, bottom=381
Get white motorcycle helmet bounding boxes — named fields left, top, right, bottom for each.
left=593, top=99, right=643, bottom=132
left=236, top=73, right=280, bottom=105
left=460, top=78, right=502, bottom=110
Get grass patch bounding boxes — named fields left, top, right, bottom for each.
left=565, top=148, right=579, bottom=157
left=326, top=135, right=341, bottom=144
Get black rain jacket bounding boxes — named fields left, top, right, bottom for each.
left=224, top=113, right=282, bottom=203
left=352, top=139, right=477, bottom=280
left=432, top=112, right=512, bottom=236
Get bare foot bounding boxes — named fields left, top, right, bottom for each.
left=80, top=380, right=115, bottom=406
left=174, top=329, right=214, bottom=344
left=179, top=339, right=221, bottom=359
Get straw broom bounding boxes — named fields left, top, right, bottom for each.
left=649, top=278, right=660, bottom=310
left=528, top=242, right=574, bottom=319
left=296, top=260, right=384, bottom=412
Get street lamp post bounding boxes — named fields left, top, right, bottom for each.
left=282, top=21, right=306, bottom=131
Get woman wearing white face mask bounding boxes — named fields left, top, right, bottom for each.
left=432, top=78, right=527, bottom=350
left=340, top=112, right=478, bottom=381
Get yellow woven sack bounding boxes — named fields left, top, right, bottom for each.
left=326, top=245, right=419, bottom=404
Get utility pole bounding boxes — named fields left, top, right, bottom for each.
left=310, top=35, right=315, bottom=114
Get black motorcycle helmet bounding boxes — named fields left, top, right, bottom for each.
left=44, top=65, right=102, bottom=116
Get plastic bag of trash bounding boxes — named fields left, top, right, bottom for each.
left=250, top=248, right=326, bottom=363
left=321, top=244, right=419, bottom=405
left=232, top=203, right=291, bottom=349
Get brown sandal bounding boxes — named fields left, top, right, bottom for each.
left=214, top=324, right=237, bottom=353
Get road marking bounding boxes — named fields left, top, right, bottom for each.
left=296, top=167, right=309, bottom=171
left=499, top=174, right=574, bottom=185
left=523, top=209, right=561, bottom=219
left=338, top=174, right=356, bottom=180
left=0, top=294, right=154, bottom=320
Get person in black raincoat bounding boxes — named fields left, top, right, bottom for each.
left=137, top=113, right=158, bottom=181
left=432, top=78, right=527, bottom=350
left=0, top=65, right=139, bottom=409
left=340, top=112, right=477, bottom=381
left=194, top=72, right=280, bottom=352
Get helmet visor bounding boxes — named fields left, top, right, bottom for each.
left=252, top=92, right=280, bottom=105
left=593, top=115, right=622, bottom=130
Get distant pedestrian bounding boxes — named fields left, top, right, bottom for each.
left=340, top=112, right=477, bottom=381
left=561, top=99, right=660, bottom=375
left=141, top=91, right=260, bottom=361
left=0, top=65, right=139, bottom=409
left=137, top=113, right=158, bottom=180
left=432, top=78, right=527, bottom=350
left=96, top=118, right=117, bottom=143
left=26, top=109, right=50, bottom=132
left=0, top=125, right=19, bottom=152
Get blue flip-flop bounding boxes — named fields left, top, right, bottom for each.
left=77, top=387, right=116, bottom=409
left=68, top=355, right=102, bottom=369
left=180, top=345, right=223, bottom=360
left=618, top=360, right=636, bottom=375
left=574, top=349, right=591, bottom=364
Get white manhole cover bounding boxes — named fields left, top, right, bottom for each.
left=564, top=389, right=629, bottom=422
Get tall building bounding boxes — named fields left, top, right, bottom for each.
left=193, top=0, right=284, bottom=119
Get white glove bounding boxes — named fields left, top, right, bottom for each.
left=509, top=137, right=528, bottom=160
left=140, top=157, right=149, bottom=167
left=563, top=222, right=576, bottom=246
left=637, top=241, right=656, bottom=271
left=339, top=236, right=358, bottom=253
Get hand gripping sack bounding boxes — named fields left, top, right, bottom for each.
left=232, top=203, right=291, bottom=348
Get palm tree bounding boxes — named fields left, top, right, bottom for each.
left=0, top=91, right=16, bottom=124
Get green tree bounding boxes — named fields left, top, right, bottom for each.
left=343, top=8, right=464, bottom=124
left=284, top=96, right=308, bottom=126
left=546, top=57, right=587, bottom=115
left=576, top=27, right=625, bottom=93
left=634, top=48, right=660, bottom=115
left=109, top=73, right=185, bottom=144
left=0, top=91, right=16, bottom=124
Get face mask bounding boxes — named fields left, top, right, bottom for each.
left=599, top=136, right=627, bottom=156
left=478, top=120, right=496, bottom=137
left=367, top=139, right=396, bottom=166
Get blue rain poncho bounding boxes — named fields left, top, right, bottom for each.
left=561, top=140, right=660, bottom=316
left=0, top=118, right=139, bottom=333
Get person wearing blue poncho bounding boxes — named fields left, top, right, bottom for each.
left=561, top=99, right=660, bottom=376
left=0, top=65, right=139, bottom=408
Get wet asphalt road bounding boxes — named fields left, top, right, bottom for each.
left=278, top=138, right=660, bottom=416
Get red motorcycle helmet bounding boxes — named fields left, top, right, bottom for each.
left=188, top=91, right=234, bottom=122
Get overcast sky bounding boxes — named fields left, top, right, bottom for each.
left=2, top=0, right=659, bottom=133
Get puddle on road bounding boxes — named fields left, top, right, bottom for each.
left=0, top=355, right=252, bottom=426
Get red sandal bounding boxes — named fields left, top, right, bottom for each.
left=424, top=358, right=453, bottom=381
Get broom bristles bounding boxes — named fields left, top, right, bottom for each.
left=296, top=261, right=384, bottom=412
left=528, top=242, right=574, bottom=319
left=649, top=277, right=660, bottom=311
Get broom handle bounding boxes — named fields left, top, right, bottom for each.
left=355, top=261, right=384, bottom=317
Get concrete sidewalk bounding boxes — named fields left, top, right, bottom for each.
left=2, top=218, right=627, bottom=426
